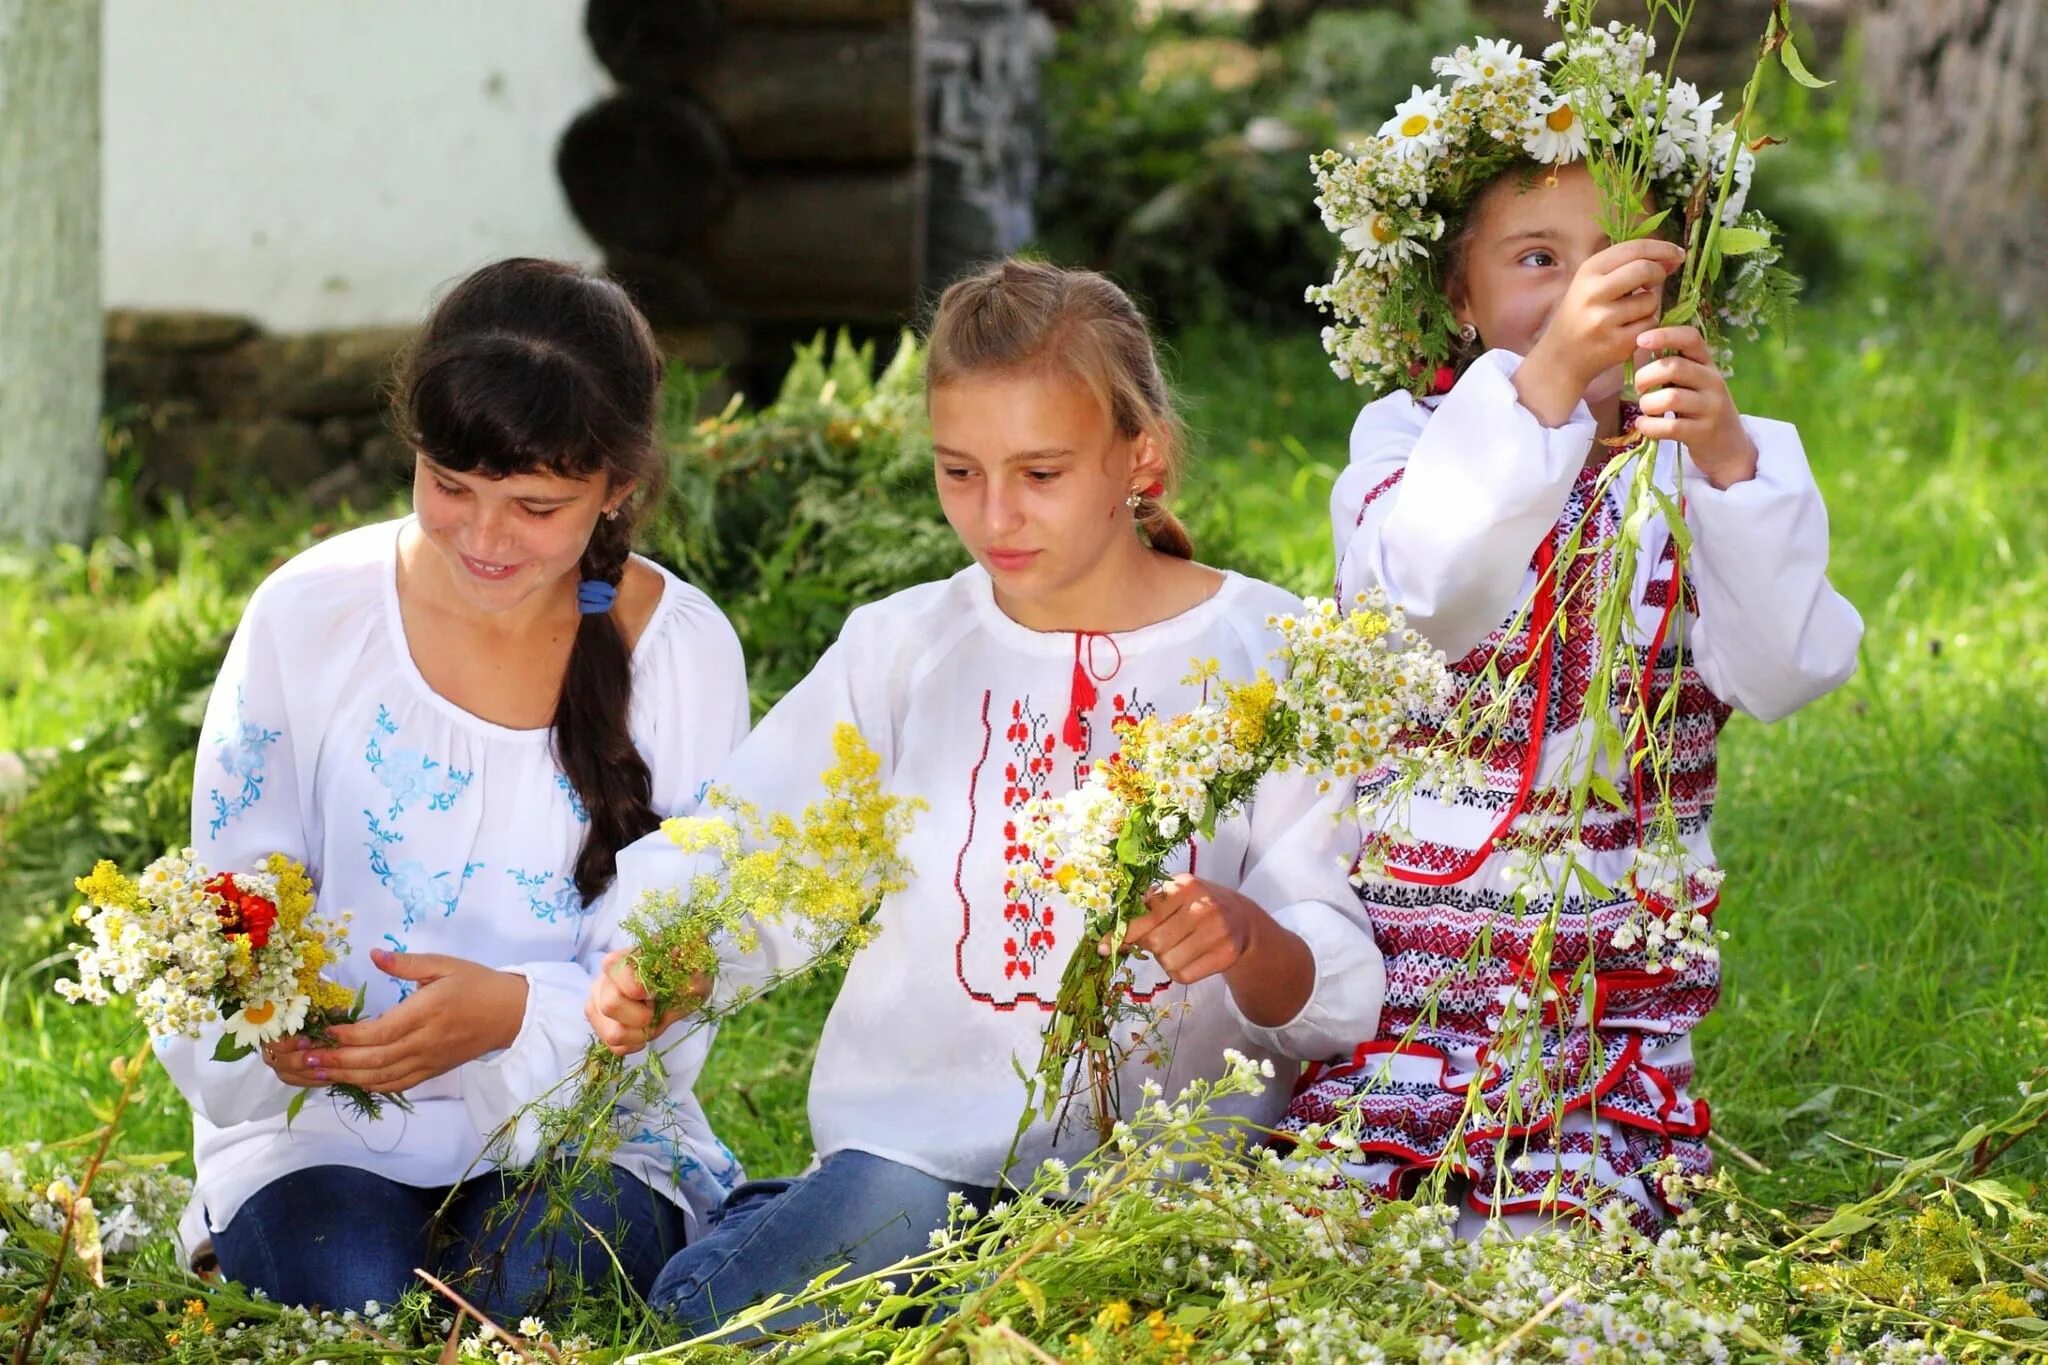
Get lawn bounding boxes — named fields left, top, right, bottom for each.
left=2, top=275, right=2043, bottom=1357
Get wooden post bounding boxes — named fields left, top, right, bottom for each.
left=693, top=27, right=919, bottom=164
left=0, top=0, right=104, bottom=547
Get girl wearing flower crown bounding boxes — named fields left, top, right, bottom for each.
left=1276, top=18, right=1864, bottom=1233
left=586, top=258, right=1384, bottom=1336
left=159, top=259, right=750, bottom=1314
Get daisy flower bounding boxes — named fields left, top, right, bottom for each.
left=1378, top=86, right=1450, bottom=163
left=1341, top=212, right=1429, bottom=266
left=1522, top=95, right=1590, bottom=163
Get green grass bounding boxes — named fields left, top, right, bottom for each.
left=0, top=500, right=398, bottom=755
left=0, top=275, right=2041, bottom=1326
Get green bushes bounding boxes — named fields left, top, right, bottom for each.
left=642, top=333, right=964, bottom=712
left=1035, top=0, right=1480, bottom=330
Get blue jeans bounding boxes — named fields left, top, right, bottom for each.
left=649, top=1149, right=996, bottom=1339
left=212, top=1163, right=688, bottom=1318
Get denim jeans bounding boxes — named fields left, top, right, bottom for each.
left=649, top=1148, right=997, bottom=1339
left=212, top=1163, right=688, bottom=1318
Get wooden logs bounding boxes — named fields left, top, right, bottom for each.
left=563, top=0, right=1050, bottom=336
left=694, top=28, right=919, bottom=164
left=586, top=0, right=724, bottom=88
left=557, top=93, right=735, bottom=255
left=698, top=169, right=925, bottom=318
left=722, top=0, right=911, bottom=25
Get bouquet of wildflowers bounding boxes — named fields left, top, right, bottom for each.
left=503, top=723, right=922, bottom=1192
left=1009, top=591, right=1451, bottom=1149
left=57, top=851, right=401, bottom=1121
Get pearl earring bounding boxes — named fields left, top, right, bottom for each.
left=1457, top=322, right=1479, bottom=346
left=1125, top=489, right=1145, bottom=510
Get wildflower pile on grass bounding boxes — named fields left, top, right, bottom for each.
left=652, top=1056, right=2048, bottom=1364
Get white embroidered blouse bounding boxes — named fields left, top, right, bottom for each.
left=605, top=564, right=1387, bottom=1189
left=158, top=518, right=750, bottom=1249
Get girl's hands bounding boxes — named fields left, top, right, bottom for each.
left=1108, top=874, right=1315, bottom=1028
left=1515, top=239, right=1685, bottom=427
left=586, top=949, right=705, bottom=1057
left=263, top=949, right=528, bottom=1092
left=1633, top=325, right=1757, bottom=487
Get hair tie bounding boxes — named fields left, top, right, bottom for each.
left=577, top=579, right=617, bottom=615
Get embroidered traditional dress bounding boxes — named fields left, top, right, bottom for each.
left=607, top=565, right=1386, bottom=1188
left=158, top=518, right=751, bottom=1253
left=1277, top=351, right=1863, bottom=1232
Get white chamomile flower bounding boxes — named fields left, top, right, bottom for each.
left=1340, top=212, right=1428, bottom=266
left=1523, top=95, right=1590, bottom=163
left=224, top=993, right=307, bottom=1048
left=1435, top=37, right=1530, bottom=88
left=1378, top=86, right=1449, bottom=163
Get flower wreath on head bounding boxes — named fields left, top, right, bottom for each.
left=1308, top=13, right=1798, bottom=399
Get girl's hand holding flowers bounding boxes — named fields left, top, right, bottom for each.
left=1633, top=324, right=1757, bottom=487
left=1111, top=874, right=1314, bottom=1027
left=264, top=949, right=526, bottom=1093
left=586, top=948, right=708, bottom=1057
left=1515, top=239, right=1684, bottom=426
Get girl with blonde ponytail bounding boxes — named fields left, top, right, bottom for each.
left=590, top=258, right=1385, bottom=1337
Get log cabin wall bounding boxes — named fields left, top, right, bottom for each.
left=559, top=0, right=1054, bottom=373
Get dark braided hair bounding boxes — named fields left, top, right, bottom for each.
left=395, top=258, right=668, bottom=903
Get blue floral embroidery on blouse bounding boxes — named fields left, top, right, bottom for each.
left=365, top=705, right=473, bottom=820
left=206, top=686, right=283, bottom=838
left=379, top=930, right=413, bottom=999
left=624, top=1120, right=744, bottom=1204
left=509, top=868, right=586, bottom=925
left=555, top=773, right=590, bottom=825
left=365, top=812, right=482, bottom=931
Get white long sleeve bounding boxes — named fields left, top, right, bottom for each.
left=1332, top=352, right=1861, bottom=722
left=1226, top=768, right=1384, bottom=1059
left=1683, top=420, right=1864, bottom=721
left=1334, top=350, right=1596, bottom=659
left=156, top=575, right=308, bottom=1128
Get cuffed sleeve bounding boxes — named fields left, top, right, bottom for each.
left=1226, top=768, right=1384, bottom=1061
left=1684, top=416, right=1864, bottom=721
left=152, top=1032, right=297, bottom=1127
left=1339, top=350, right=1595, bottom=659
left=1226, top=899, right=1385, bottom=1062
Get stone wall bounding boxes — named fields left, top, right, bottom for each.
left=105, top=311, right=412, bottom=509
left=104, top=312, right=746, bottom=507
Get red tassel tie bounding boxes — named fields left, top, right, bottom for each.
left=1061, top=631, right=1124, bottom=752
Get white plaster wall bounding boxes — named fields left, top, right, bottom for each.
left=103, top=0, right=610, bottom=332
